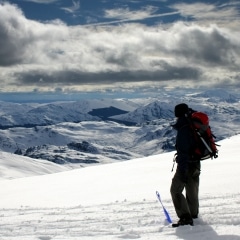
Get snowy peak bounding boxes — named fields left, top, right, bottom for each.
left=190, top=89, right=239, bottom=103
left=112, top=101, right=174, bottom=124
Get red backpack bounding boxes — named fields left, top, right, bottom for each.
left=189, top=111, right=218, bottom=160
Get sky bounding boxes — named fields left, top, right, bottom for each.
left=0, top=134, right=239, bottom=238
left=0, top=0, right=240, bottom=101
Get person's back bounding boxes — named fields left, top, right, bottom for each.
left=172, top=115, right=194, bottom=174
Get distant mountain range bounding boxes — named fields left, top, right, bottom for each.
left=0, top=89, right=239, bottom=167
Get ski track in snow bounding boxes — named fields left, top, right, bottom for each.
left=0, top=193, right=239, bottom=240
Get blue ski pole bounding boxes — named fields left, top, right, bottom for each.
left=156, top=191, right=172, bottom=223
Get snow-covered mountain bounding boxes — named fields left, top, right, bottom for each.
left=0, top=98, right=139, bottom=128
left=0, top=121, right=160, bottom=165
left=110, top=100, right=174, bottom=124
left=0, top=89, right=239, bottom=166
left=0, top=134, right=239, bottom=239
left=189, top=89, right=239, bottom=103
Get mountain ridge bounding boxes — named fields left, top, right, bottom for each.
left=0, top=89, right=239, bottom=167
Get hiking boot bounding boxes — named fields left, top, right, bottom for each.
left=177, top=218, right=194, bottom=226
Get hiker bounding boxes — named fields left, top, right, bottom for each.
left=170, top=103, right=200, bottom=226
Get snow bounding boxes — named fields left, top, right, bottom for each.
left=0, top=135, right=240, bottom=239
left=0, top=152, right=69, bottom=180
left=0, top=91, right=240, bottom=165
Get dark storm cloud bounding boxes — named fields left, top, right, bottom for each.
left=14, top=64, right=201, bottom=86
left=171, top=25, right=240, bottom=68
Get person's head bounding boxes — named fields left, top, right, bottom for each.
left=174, top=103, right=189, bottom=117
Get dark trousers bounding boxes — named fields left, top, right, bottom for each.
left=170, top=166, right=200, bottom=219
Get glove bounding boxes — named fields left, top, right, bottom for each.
left=211, top=151, right=218, bottom=159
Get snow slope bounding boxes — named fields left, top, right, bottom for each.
left=0, top=152, right=69, bottom=180
left=0, top=135, right=239, bottom=239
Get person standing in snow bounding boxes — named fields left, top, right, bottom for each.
left=170, top=103, right=200, bottom=227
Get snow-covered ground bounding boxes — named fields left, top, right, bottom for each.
left=0, top=152, right=69, bottom=180
left=0, top=135, right=239, bottom=239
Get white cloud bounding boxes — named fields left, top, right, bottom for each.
left=87, top=7, right=179, bottom=26
left=171, top=2, right=240, bottom=29
left=0, top=2, right=240, bottom=93
left=104, top=6, right=158, bottom=20
left=61, top=0, right=80, bottom=14
left=21, top=0, right=58, bottom=3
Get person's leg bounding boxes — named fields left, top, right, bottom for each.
left=186, top=168, right=200, bottom=218
left=170, top=169, right=191, bottom=219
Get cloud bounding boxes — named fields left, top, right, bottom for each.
left=14, top=65, right=201, bottom=87
left=171, top=2, right=240, bottom=29
left=171, top=2, right=239, bottom=20
left=61, top=0, right=80, bottom=14
left=0, top=2, right=67, bottom=66
left=21, top=0, right=58, bottom=3
left=86, top=6, right=179, bottom=26
left=104, top=6, right=158, bottom=20
left=168, top=23, right=240, bottom=68
left=0, top=1, right=240, bottom=93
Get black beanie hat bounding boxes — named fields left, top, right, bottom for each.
left=174, top=103, right=189, bottom=117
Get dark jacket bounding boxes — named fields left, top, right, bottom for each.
left=172, top=116, right=195, bottom=173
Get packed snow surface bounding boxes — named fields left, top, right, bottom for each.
left=0, top=135, right=239, bottom=239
